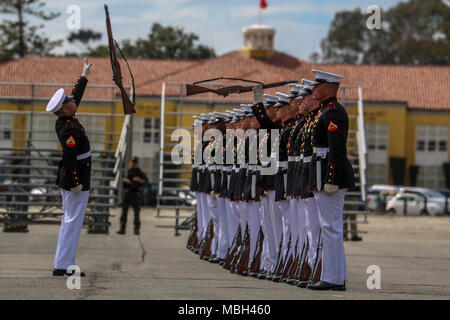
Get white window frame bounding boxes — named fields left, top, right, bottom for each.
left=415, top=124, right=448, bottom=166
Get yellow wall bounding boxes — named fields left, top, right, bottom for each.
left=2, top=99, right=449, bottom=187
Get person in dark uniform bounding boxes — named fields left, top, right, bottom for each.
left=306, top=69, right=355, bottom=291
left=46, top=58, right=93, bottom=277
left=117, top=156, right=148, bottom=235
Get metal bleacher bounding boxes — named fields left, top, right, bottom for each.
left=0, top=107, right=131, bottom=234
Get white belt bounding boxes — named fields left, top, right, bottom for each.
left=277, top=161, right=288, bottom=169
left=240, top=164, right=248, bottom=169
left=234, top=168, right=240, bottom=172
left=216, top=165, right=223, bottom=170
left=192, top=164, right=199, bottom=169
left=223, top=166, right=232, bottom=172
left=313, top=147, right=329, bottom=157
left=288, top=156, right=296, bottom=162
left=76, top=151, right=91, bottom=160
left=208, top=165, right=216, bottom=170
left=199, top=165, right=206, bottom=169
left=303, top=156, right=312, bottom=163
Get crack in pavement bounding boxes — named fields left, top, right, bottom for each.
left=137, top=235, right=146, bottom=264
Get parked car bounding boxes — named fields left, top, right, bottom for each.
left=399, top=187, right=446, bottom=215
left=366, top=185, right=400, bottom=213
left=438, top=189, right=450, bottom=215
left=178, top=189, right=197, bottom=207
left=386, top=190, right=445, bottom=216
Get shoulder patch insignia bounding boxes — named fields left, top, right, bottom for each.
left=66, top=135, right=76, bottom=148
left=328, top=121, right=339, bottom=132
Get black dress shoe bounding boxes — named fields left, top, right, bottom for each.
left=296, top=280, right=311, bottom=288
left=286, top=278, right=297, bottom=285
left=209, top=257, right=222, bottom=264
left=265, top=272, right=275, bottom=281
left=52, top=269, right=66, bottom=276
left=272, top=275, right=281, bottom=282
left=116, top=229, right=125, bottom=235
left=307, top=281, right=346, bottom=291
left=219, top=260, right=225, bottom=266
left=257, top=270, right=267, bottom=279
left=351, top=235, right=362, bottom=241
left=53, top=269, right=85, bottom=277
left=66, top=270, right=86, bottom=277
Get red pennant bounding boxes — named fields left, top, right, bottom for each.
left=260, top=0, right=268, bottom=9
left=328, top=121, right=339, bottom=132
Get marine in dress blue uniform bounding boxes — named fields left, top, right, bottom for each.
left=47, top=58, right=92, bottom=277
left=307, top=69, right=355, bottom=291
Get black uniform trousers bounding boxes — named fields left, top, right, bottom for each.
left=120, top=191, right=141, bottom=230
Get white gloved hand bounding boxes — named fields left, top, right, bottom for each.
left=82, top=57, right=93, bottom=78
left=253, top=84, right=264, bottom=104
left=324, top=183, right=339, bottom=195
left=70, top=184, right=83, bottom=193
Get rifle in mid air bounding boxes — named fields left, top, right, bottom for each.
left=104, top=4, right=136, bottom=114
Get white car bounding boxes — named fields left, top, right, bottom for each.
left=399, top=187, right=446, bottom=214
left=366, top=185, right=400, bottom=212
left=386, top=192, right=444, bottom=216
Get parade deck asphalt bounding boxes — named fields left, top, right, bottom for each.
left=0, top=208, right=449, bottom=300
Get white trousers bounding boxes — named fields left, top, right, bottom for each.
left=206, top=194, right=219, bottom=256
left=226, top=199, right=240, bottom=251
left=244, top=201, right=261, bottom=265
left=259, top=195, right=277, bottom=272
left=294, top=198, right=309, bottom=261
left=235, top=201, right=248, bottom=235
left=290, top=198, right=306, bottom=257
left=304, top=197, right=323, bottom=270
left=314, top=190, right=348, bottom=285
left=195, top=192, right=205, bottom=239
left=277, top=199, right=291, bottom=259
left=54, top=190, right=89, bottom=269
left=268, top=191, right=283, bottom=260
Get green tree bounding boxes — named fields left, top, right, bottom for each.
left=317, top=0, right=449, bottom=65
left=320, top=8, right=368, bottom=64
left=0, top=0, right=62, bottom=62
left=86, top=22, right=215, bottom=59
left=66, top=28, right=102, bottom=57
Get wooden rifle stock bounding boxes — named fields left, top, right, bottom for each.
left=104, top=4, right=136, bottom=114
left=186, top=212, right=198, bottom=249
left=186, top=79, right=299, bottom=97
left=234, top=224, right=251, bottom=275
left=249, top=226, right=264, bottom=274
left=223, top=225, right=241, bottom=270
left=200, top=219, right=214, bottom=259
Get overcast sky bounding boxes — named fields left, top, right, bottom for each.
left=2, top=0, right=404, bottom=61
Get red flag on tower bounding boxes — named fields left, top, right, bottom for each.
left=260, top=0, right=268, bottom=9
